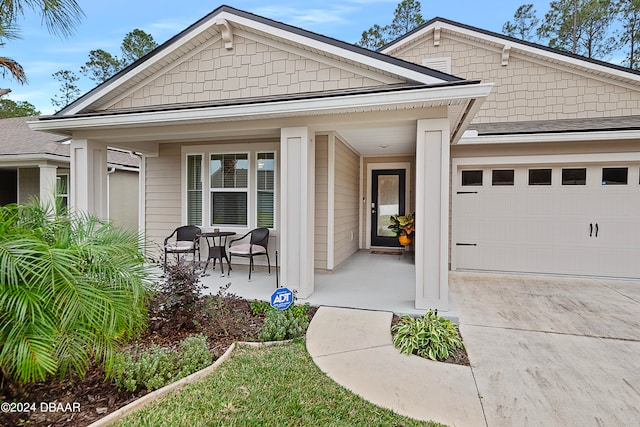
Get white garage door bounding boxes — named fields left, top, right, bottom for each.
left=453, top=164, right=640, bottom=279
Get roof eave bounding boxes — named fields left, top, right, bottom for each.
left=30, top=82, right=493, bottom=134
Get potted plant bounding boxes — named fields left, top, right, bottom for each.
left=388, top=212, right=414, bottom=246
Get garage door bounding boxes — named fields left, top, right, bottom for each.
left=453, top=164, right=640, bottom=278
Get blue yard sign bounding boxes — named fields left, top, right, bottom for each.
left=270, top=287, right=293, bottom=310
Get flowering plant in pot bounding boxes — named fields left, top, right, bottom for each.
left=388, top=212, right=414, bottom=246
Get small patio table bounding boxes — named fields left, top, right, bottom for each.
left=200, top=231, right=236, bottom=276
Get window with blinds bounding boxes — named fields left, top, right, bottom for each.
left=210, top=153, right=249, bottom=226
left=186, top=150, right=276, bottom=229
left=186, top=154, right=203, bottom=225
left=257, top=152, right=275, bottom=228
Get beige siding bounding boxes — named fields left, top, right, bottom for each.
left=314, top=135, right=329, bottom=270
left=18, top=168, right=38, bottom=204
left=333, top=137, right=360, bottom=268
left=145, top=144, right=182, bottom=255
left=391, top=33, right=640, bottom=123
left=361, top=156, right=416, bottom=248
left=108, top=34, right=388, bottom=111
left=109, top=170, right=139, bottom=231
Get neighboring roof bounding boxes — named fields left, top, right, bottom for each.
left=382, top=17, right=640, bottom=83
left=55, top=5, right=468, bottom=116
left=469, top=116, right=640, bottom=136
left=0, top=116, right=139, bottom=168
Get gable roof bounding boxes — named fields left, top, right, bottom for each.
left=58, top=6, right=467, bottom=116
left=381, top=17, right=640, bottom=86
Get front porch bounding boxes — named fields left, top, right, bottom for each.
left=199, top=250, right=454, bottom=316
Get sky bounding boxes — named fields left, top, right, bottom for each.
left=1, top=1, right=557, bottom=115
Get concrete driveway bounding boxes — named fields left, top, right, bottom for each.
left=450, top=272, right=640, bottom=426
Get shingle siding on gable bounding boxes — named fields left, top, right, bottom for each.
left=391, top=33, right=640, bottom=124
left=108, top=34, right=388, bottom=110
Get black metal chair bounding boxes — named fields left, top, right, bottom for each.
left=227, top=227, right=270, bottom=280
left=163, top=225, right=201, bottom=270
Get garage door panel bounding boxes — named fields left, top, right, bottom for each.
left=454, top=164, right=640, bottom=279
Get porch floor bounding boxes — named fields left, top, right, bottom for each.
left=200, top=250, right=452, bottom=316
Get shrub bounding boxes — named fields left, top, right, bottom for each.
left=392, top=310, right=464, bottom=361
left=258, top=304, right=310, bottom=342
left=0, top=201, right=151, bottom=383
left=110, top=334, right=212, bottom=392
left=151, top=258, right=205, bottom=330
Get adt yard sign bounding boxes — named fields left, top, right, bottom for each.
left=270, top=287, right=293, bottom=310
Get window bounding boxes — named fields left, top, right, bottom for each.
left=528, top=169, right=552, bottom=186
left=210, top=153, right=248, bottom=226
left=562, top=168, right=586, bottom=185
left=492, top=169, right=514, bottom=186
left=461, top=170, right=483, bottom=186
left=186, top=155, right=203, bottom=226
left=185, top=148, right=277, bottom=229
left=56, top=174, right=69, bottom=210
left=602, top=167, right=628, bottom=185
left=257, top=153, right=275, bottom=228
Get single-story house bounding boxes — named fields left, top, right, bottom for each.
left=1, top=116, right=140, bottom=230
left=29, top=6, right=640, bottom=311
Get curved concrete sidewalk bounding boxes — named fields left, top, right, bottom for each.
left=306, top=306, right=486, bottom=426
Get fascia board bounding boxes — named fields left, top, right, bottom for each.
left=63, top=16, right=221, bottom=115
left=383, top=21, right=640, bottom=85
left=221, top=11, right=447, bottom=85
left=31, top=83, right=493, bottom=132
left=459, top=129, right=640, bottom=145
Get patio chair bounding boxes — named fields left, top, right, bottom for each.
left=163, top=225, right=202, bottom=270
left=227, top=227, right=270, bottom=280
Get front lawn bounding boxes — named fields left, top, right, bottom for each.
left=116, top=341, right=445, bottom=427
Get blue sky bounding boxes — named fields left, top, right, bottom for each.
left=1, top=1, right=556, bottom=115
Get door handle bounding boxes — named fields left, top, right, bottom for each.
left=589, top=223, right=593, bottom=237
left=595, top=223, right=599, bottom=238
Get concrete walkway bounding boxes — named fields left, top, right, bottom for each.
left=306, top=306, right=486, bottom=426
left=307, top=273, right=640, bottom=426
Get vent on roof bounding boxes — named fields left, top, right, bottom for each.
left=422, top=57, right=451, bottom=74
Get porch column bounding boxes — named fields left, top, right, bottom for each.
left=415, top=118, right=450, bottom=310
left=280, top=127, right=315, bottom=298
left=38, top=164, right=57, bottom=209
left=70, top=139, right=108, bottom=219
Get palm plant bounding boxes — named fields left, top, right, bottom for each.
left=0, top=201, right=152, bottom=383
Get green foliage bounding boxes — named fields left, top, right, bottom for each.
left=357, top=0, right=425, bottom=48
left=78, top=29, right=157, bottom=83
left=503, top=4, right=540, bottom=40
left=537, top=0, right=618, bottom=59
left=120, top=29, right=158, bottom=66
left=0, top=0, right=84, bottom=84
left=617, top=0, right=640, bottom=69
left=392, top=310, right=464, bottom=361
left=0, top=97, right=40, bottom=117
left=257, top=303, right=311, bottom=342
left=250, top=299, right=272, bottom=315
left=51, top=69, right=81, bottom=109
left=0, top=201, right=151, bottom=383
left=118, top=342, right=442, bottom=426
left=110, top=334, right=212, bottom=392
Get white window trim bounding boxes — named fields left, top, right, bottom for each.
left=184, top=153, right=204, bottom=227
left=255, top=151, right=277, bottom=229
left=182, top=143, right=278, bottom=232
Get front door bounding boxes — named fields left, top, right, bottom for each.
left=371, top=169, right=406, bottom=247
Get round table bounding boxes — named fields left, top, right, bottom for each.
left=199, top=231, right=236, bottom=275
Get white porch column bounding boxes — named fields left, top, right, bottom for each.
left=280, top=127, right=315, bottom=298
left=38, top=164, right=57, bottom=209
left=70, top=139, right=108, bottom=219
left=415, top=118, right=450, bottom=310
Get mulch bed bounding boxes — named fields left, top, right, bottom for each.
left=1, top=301, right=466, bottom=427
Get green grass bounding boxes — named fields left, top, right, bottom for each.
left=116, top=341, right=445, bottom=427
